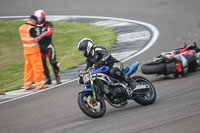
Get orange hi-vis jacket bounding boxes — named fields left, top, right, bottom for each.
left=19, top=23, right=45, bottom=90
left=19, top=23, right=40, bottom=55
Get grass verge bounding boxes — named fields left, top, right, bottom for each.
left=0, top=20, right=116, bottom=94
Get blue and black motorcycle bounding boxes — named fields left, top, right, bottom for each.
left=77, top=62, right=156, bottom=118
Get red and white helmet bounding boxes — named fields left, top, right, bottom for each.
left=34, top=10, right=46, bottom=26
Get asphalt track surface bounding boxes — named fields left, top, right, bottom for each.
left=1, top=0, right=200, bottom=133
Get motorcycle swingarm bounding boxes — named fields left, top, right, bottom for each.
left=133, top=84, right=150, bottom=91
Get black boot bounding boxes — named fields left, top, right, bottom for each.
left=45, top=77, right=52, bottom=85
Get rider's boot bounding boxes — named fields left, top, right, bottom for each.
left=45, top=76, right=52, bottom=85
left=56, top=76, right=62, bottom=84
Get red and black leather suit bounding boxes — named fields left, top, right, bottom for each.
left=36, top=21, right=61, bottom=84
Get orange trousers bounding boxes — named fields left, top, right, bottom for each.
left=23, top=53, right=45, bottom=90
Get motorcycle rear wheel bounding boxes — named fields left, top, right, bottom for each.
left=77, top=92, right=106, bottom=118
left=141, top=62, right=166, bottom=74
left=132, top=76, right=156, bottom=105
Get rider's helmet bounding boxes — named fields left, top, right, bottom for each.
left=78, top=38, right=94, bottom=57
left=34, top=10, right=46, bottom=27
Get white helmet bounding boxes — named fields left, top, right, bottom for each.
left=34, top=10, right=46, bottom=26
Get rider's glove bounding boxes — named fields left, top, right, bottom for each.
left=79, top=77, right=84, bottom=84
left=95, top=60, right=105, bottom=68
left=95, top=61, right=101, bottom=68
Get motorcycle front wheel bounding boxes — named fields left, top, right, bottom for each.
left=77, top=92, right=106, bottom=118
left=132, top=76, right=156, bottom=105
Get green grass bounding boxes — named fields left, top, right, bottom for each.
left=0, top=20, right=117, bottom=94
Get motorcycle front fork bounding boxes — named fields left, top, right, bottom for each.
left=90, top=80, right=97, bottom=102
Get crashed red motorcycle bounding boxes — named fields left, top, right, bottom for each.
left=141, top=42, right=200, bottom=78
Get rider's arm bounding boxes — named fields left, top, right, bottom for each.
left=85, top=59, right=93, bottom=71
left=30, top=28, right=46, bottom=42
left=96, top=47, right=111, bottom=65
left=45, top=21, right=53, bottom=37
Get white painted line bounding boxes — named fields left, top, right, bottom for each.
left=45, top=15, right=159, bottom=60
left=0, top=15, right=159, bottom=105
left=0, top=78, right=71, bottom=99
left=5, top=89, right=33, bottom=95
left=121, top=21, right=159, bottom=62
left=46, top=16, right=72, bottom=21
left=0, top=78, right=79, bottom=105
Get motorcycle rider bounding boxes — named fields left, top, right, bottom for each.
left=34, top=10, right=61, bottom=84
left=77, top=38, right=135, bottom=89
